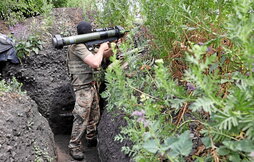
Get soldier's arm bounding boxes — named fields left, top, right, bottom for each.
left=103, top=49, right=113, bottom=58
left=83, top=42, right=109, bottom=68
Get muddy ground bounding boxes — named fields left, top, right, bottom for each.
left=1, top=8, right=132, bottom=161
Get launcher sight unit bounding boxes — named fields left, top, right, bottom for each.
left=52, top=26, right=127, bottom=49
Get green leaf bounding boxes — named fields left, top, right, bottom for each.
left=216, top=114, right=238, bottom=130
left=165, top=136, right=178, bottom=145
left=217, top=146, right=230, bottom=156
left=186, top=55, right=199, bottom=65
left=25, top=42, right=31, bottom=47
left=201, top=137, right=212, bottom=148
left=167, top=130, right=193, bottom=157
left=220, top=55, right=227, bottom=65
left=229, top=153, right=241, bottom=162
left=223, top=140, right=254, bottom=152
left=190, top=97, right=215, bottom=114
left=171, top=98, right=185, bottom=109
left=209, top=63, right=219, bottom=73
left=39, top=45, right=43, bottom=50
left=143, top=139, right=159, bottom=153
left=161, top=136, right=177, bottom=151
left=220, top=79, right=233, bottom=84
left=192, top=155, right=205, bottom=162
left=150, top=121, right=160, bottom=132
left=33, top=48, right=39, bottom=54
left=143, top=132, right=152, bottom=141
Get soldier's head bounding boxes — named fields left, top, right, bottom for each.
left=77, top=21, right=92, bottom=35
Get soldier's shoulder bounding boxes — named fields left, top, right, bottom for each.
left=74, top=44, right=89, bottom=51
left=69, top=44, right=87, bottom=51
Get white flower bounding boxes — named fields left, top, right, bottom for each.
left=140, top=94, right=149, bottom=102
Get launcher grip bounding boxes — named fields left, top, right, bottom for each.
left=85, top=37, right=118, bottom=48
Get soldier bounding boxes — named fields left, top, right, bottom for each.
left=67, top=21, right=112, bottom=160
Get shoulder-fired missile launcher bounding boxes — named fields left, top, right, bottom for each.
left=52, top=26, right=128, bottom=49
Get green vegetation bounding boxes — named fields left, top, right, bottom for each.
left=98, top=0, right=254, bottom=161
left=0, top=77, right=25, bottom=94
left=0, top=0, right=52, bottom=26
left=95, top=0, right=136, bottom=28
left=15, top=35, right=43, bottom=59
left=34, top=143, right=54, bottom=162
left=0, top=0, right=53, bottom=60
left=1, top=0, right=254, bottom=161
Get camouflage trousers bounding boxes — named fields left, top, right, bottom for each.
left=68, top=84, right=100, bottom=149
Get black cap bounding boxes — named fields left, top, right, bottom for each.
left=77, top=21, right=92, bottom=35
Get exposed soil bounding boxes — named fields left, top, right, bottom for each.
left=0, top=20, right=9, bottom=35
left=0, top=92, right=56, bottom=162
left=97, top=109, right=132, bottom=162
left=0, top=8, right=83, bottom=134
left=55, top=135, right=100, bottom=162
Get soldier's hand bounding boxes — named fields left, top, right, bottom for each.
left=100, top=42, right=109, bottom=51
left=103, top=49, right=113, bottom=58
left=117, top=38, right=122, bottom=44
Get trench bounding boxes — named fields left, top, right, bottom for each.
left=0, top=8, right=131, bottom=161
left=51, top=83, right=108, bottom=162
left=48, top=81, right=131, bottom=162
left=55, top=134, right=100, bottom=162
left=1, top=62, right=105, bottom=161
left=0, top=52, right=133, bottom=161
left=53, top=116, right=101, bottom=162
left=0, top=42, right=130, bottom=162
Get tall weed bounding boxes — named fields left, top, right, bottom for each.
left=94, top=0, right=137, bottom=28
left=101, top=0, right=254, bottom=161
left=0, top=0, right=53, bottom=26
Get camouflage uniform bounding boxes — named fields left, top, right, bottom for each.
left=67, top=44, right=100, bottom=150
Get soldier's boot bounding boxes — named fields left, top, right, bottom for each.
left=70, top=147, right=84, bottom=160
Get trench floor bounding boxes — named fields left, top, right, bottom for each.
left=55, top=135, right=101, bottom=162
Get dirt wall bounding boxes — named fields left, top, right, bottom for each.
left=0, top=92, right=56, bottom=162
left=1, top=8, right=83, bottom=134
left=97, top=109, right=132, bottom=162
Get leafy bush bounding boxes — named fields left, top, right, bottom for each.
left=100, top=0, right=254, bottom=161
left=0, top=0, right=53, bottom=26
left=0, top=77, right=25, bottom=94
left=50, top=0, right=97, bottom=22
left=51, top=0, right=68, bottom=7
left=95, top=0, right=136, bottom=28
left=15, top=35, right=43, bottom=59
left=102, top=35, right=192, bottom=161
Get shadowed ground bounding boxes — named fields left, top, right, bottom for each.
left=55, top=135, right=101, bottom=162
